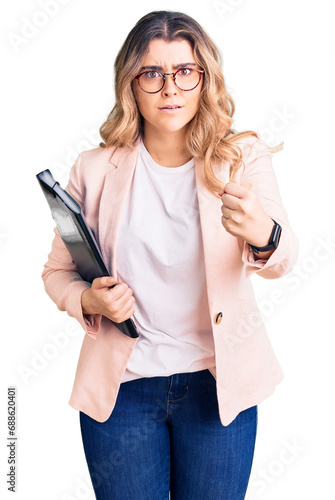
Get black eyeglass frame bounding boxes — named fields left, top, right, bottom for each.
left=134, top=68, right=205, bottom=94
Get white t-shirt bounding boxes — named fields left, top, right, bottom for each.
left=117, top=140, right=216, bottom=383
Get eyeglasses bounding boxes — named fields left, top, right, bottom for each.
left=134, top=68, right=204, bottom=94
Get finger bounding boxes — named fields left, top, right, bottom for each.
left=221, top=193, right=240, bottom=210
left=92, top=276, right=117, bottom=289
left=108, top=282, right=132, bottom=301
left=124, top=305, right=136, bottom=319
left=112, top=292, right=135, bottom=318
left=221, top=205, right=234, bottom=220
left=111, top=303, right=136, bottom=323
left=120, top=295, right=136, bottom=313
left=222, top=182, right=249, bottom=199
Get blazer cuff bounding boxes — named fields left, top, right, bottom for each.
left=65, top=281, right=102, bottom=340
left=240, top=224, right=298, bottom=279
left=241, top=241, right=274, bottom=269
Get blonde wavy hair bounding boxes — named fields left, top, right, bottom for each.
left=99, top=10, right=282, bottom=198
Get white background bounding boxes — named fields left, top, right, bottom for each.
left=1, top=0, right=334, bottom=498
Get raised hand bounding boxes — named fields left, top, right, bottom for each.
left=219, top=182, right=275, bottom=248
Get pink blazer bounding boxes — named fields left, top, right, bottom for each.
left=41, top=136, right=299, bottom=426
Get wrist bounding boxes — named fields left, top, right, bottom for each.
left=81, top=288, right=95, bottom=315
left=247, top=217, right=275, bottom=248
left=251, top=247, right=275, bottom=260
left=248, top=218, right=282, bottom=255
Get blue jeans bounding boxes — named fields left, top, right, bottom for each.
left=79, top=368, right=257, bottom=499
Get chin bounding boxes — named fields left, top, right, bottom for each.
left=158, top=121, right=192, bottom=134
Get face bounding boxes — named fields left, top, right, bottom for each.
left=132, top=38, right=203, bottom=138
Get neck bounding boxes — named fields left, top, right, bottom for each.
left=141, top=125, right=192, bottom=167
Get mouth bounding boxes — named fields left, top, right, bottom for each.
left=159, top=105, right=183, bottom=110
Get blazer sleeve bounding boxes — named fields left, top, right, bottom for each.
left=237, top=137, right=299, bottom=279
left=41, top=152, right=102, bottom=340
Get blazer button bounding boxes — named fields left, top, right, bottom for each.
left=215, top=312, right=223, bottom=325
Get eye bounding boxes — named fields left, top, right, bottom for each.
left=177, top=68, right=192, bottom=77
left=145, top=71, right=161, bottom=79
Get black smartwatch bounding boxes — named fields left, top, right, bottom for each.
left=248, top=219, right=282, bottom=254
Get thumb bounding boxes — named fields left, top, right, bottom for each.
left=218, top=182, right=228, bottom=197
left=92, top=276, right=117, bottom=289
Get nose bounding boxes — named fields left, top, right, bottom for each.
left=162, top=74, right=177, bottom=96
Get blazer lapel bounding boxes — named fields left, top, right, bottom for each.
left=194, top=156, right=238, bottom=312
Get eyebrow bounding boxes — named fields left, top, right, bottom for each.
left=139, top=63, right=197, bottom=71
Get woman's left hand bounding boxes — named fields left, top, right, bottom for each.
left=219, top=182, right=275, bottom=247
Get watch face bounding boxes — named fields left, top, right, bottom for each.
left=272, top=221, right=282, bottom=247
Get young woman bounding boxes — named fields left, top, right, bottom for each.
left=42, top=10, right=299, bottom=500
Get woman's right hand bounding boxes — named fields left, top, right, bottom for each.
left=81, top=276, right=136, bottom=323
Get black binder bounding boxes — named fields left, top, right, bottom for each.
left=36, top=168, right=139, bottom=339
